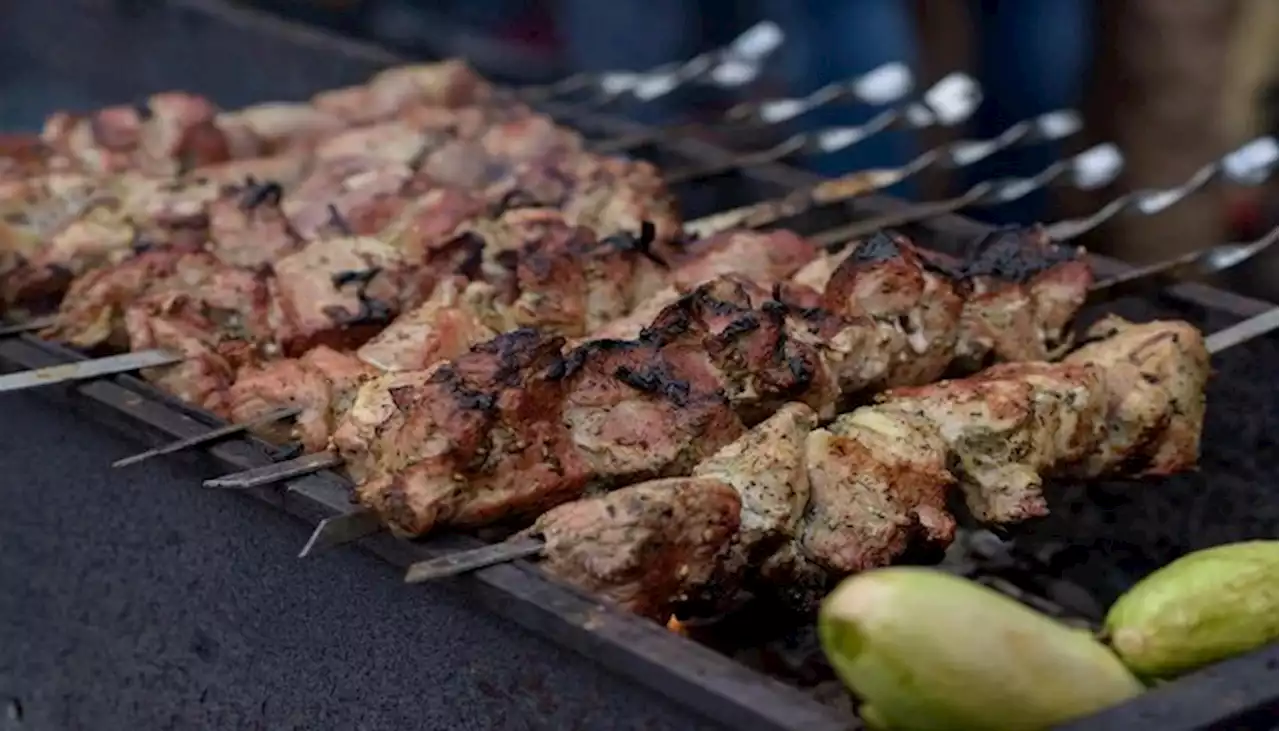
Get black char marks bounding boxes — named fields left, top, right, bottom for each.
left=324, top=266, right=394, bottom=327
left=957, top=225, right=1077, bottom=281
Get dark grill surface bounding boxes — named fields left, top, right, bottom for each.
left=0, top=1, right=1276, bottom=730
left=0, top=389, right=714, bottom=731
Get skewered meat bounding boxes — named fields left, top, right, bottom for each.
left=523, top=477, right=743, bottom=621
left=0, top=162, right=312, bottom=310
left=8, top=116, right=677, bottom=314
left=309, top=61, right=493, bottom=126
left=341, top=230, right=1091, bottom=538
left=14, top=60, right=494, bottom=182
left=41, top=92, right=234, bottom=176
left=225, top=228, right=817, bottom=454
left=513, top=316, right=1210, bottom=622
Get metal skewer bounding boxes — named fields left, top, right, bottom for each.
left=1204, top=307, right=1280, bottom=354
left=519, top=21, right=783, bottom=107
left=0, top=315, right=57, bottom=337
left=662, top=72, right=983, bottom=186
left=683, top=108, right=1082, bottom=239
left=403, top=537, right=546, bottom=583
left=398, top=308, right=1280, bottom=583
left=1086, top=228, right=1278, bottom=304
left=111, top=405, right=304, bottom=468
left=590, top=61, right=916, bottom=155
left=812, top=136, right=1279, bottom=249
left=0, top=349, right=184, bottom=394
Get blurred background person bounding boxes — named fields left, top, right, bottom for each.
left=1079, top=0, right=1247, bottom=264
left=556, top=0, right=1094, bottom=224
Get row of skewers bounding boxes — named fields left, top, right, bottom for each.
left=0, top=56, right=1276, bottom=632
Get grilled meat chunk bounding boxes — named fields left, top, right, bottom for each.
left=229, top=346, right=376, bottom=452
left=586, top=229, right=817, bottom=342
left=952, top=226, right=1093, bottom=367
left=42, top=92, right=232, bottom=176
left=269, top=235, right=417, bottom=354
left=692, top=403, right=818, bottom=588
left=522, top=477, right=742, bottom=621
left=354, top=277, right=503, bottom=374
left=1062, top=316, right=1208, bottom=477
left=222, top=225, right=823, bottom=453
left=340, top=330, right=590, bottom=534
left=310, top=60, right=493, bottom=125
left=878, top=362, right=1106, bottom=524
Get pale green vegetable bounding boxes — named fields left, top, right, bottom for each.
left=1105, top=540, right=1279, bottom=679
left=818, top=567, right=1143, bottom=731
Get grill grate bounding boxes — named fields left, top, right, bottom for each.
left=0, top=2, right=1275, bottom=730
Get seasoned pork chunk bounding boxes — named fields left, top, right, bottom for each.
left=525, top=477, right=742, bottom=621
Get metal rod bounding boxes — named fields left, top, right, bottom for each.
left=807, top=141, right=1124, bottom=247
left=1042, top=137, right=1279, bottom=242
left=202, top=450, right=344, bottom=489
left=404, top=537, right=546, bottom=583
left=297, top=509, right=385, bottom=558
left=0, top=349, right=183, bottom=394
left=683, top=108, right=1082, bottom=238
left=0, top=315, right=57, bottom=338
left=112, top=405, right=304, bottom=468
left=1087, top=228, right=1278, bottom=304
left=590, top=61, right=915, bottom=155
left=516, top=21, right=783, bottom=108
left=1205, top=307, right=1279, bottom=354
left=661, top=72, right=983, bottom=186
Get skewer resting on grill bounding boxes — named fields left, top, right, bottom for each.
left=283, top=229, right=1276, bottom=558
left=187, top=230, right=1095, bottom=544
left=400, top=312, right=1264, bottom=624
left=83, top=225, right=1270, bottom=475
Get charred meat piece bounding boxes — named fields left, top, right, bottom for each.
left=204, top=177, right=304, bottom=269
left=522, top=477, right=742, bottom=621
left=348, top=229, right=1094, bottom=539
left=0, top=161, right=318, bottom=311
left=556, top=336, right=746, bottom=490
left=216, top=103, right=348, bottom=158
left=43, top=249, right=228, bottom=349
left=340, top=330, right=588, bottom=535
left=692, top=403, right=819, bottom=595
left=587, top=229, right=818, bottom=342
left=269, top=236, right=417, bottom=355
left=0, top=135, right=76, bottom=190
left=219, top=224, right=817, bottom=452
left=511, top=222, right=669, bottom=336
left=861, top=317, right=1208, bottom=525
left=952, top=226, right=1094, bottom=368
left=877, top=363, right=1106, bottom=524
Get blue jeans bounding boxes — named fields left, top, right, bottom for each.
left=556, top=0, right=1093, bottom=223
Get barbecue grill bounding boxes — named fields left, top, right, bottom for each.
left=0, top=2, right=1275, bottom=730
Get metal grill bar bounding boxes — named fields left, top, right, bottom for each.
left=661, top=73, right=982, bottom=185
